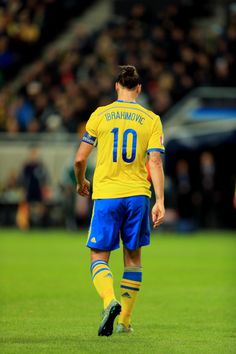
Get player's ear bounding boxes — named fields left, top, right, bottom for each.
left=115, top=82, right=119, bottom=92
left=137, top=84, right=142, bottom=95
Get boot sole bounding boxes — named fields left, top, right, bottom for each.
left=98, top=302, right=121, bottom=336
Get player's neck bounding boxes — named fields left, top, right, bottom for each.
left=117, top=94, right=137, bottom=103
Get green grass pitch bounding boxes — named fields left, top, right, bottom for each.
left=0, top=229, right=236, bottom=354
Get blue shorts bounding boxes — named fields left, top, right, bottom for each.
left=86, top=196, right=150, bottom=251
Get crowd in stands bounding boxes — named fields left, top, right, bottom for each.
left=0, top=0, right=95, bottom=85
left=0, top=2, right=236, bottom=134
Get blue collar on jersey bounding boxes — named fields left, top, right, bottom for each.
left=116, top=100, right=137, bottom=104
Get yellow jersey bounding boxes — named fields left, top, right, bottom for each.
left=85, top=100, right=165, bottom=199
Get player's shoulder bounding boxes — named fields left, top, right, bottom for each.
left=92, top=102, right=115, bottom=116
left=136, top=103, right=161, bottom=121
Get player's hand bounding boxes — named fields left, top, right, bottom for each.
left=76, top=179, right=90, bottom=197
left=152, top=200, right=165, bottom=228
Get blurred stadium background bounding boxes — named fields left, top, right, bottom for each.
left=0, top=0, right=235, bottom=231
left=0, top=1, right=236, bottom=353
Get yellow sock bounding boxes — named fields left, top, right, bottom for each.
left=90, top=260, right=116, bottom=309
left=118, top=267, right=142, bottom=327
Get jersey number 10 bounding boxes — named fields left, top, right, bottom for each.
left=111, top=128, right=137, bottom=163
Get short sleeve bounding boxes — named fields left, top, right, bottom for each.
left=86, top=110, right=99, bottom=138
left=147, top=116, right=165, bottom=154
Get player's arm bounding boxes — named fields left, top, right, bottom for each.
left=74, top=109, right=99, bottom=197
left=148, top=151, right=165, bottom=228
left=74, top=141, right=94, bottom=197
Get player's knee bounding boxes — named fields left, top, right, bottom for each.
left=90, top=248, right=110, bottom=263
left=124, top=248, right=141, bottom=267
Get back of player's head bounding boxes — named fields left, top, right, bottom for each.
left=116, top=65, right=141, bottom=89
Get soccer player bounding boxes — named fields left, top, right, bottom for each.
left=74, top=65, right=165, bottom=336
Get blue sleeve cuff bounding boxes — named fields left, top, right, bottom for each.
left=147, top=148, right=165, bottom=154
left=82, top=132, right=96, bottom=145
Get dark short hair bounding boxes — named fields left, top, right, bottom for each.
left=116, top=65, right=141, bottom=89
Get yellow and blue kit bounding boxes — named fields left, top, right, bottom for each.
left=82, top=100, right=165, bottom=250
